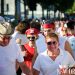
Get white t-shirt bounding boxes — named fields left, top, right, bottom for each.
left=0, top=38, right=24, bottom=75
left=12, top=31, right=28, bottom=45
left=58, top=36, right=67, bottom=50
left=36, top=34, right=47, bottom=54
left=33, top=49, right=75, bottom=75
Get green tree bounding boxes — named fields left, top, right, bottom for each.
left=66, top=2, right=75, bottom=13
left=55, top=0, right=74, bottom=12
left=27, top=0, right=37, bottom=19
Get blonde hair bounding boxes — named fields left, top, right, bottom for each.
left=45, top=33, right=59, bottom=42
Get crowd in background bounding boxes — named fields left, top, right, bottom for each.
left=0, top=15, right=75, bottom=75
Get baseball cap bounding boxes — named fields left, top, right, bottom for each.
left=0, top=22, right=13, bottom=36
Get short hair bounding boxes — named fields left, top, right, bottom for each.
left=16, top=21, right=30, bottom=34
left=67, top=21, right=75, bottom=30
left=30, top=21, right=41, bottom=31
left=45, top=33, right=59, bottom=42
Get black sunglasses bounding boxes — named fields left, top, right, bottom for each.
left=27, top=36, right=35, bottom=40
left=47, top=41, right=57, bottom=45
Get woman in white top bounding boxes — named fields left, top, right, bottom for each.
left=33, top=33, right=75, bottom=75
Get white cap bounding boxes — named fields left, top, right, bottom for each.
left=0, top=22, right=12, bottom=35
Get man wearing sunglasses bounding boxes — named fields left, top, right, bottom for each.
left=0, top=22, right=33, bottom=75
left=33, top=33, right=75, bottom=75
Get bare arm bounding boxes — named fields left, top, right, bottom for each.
left=65, top=41, right=73, bottom=56
left=32, top=45, right=38, bottom=67
left=19, top=61, right=33, bottom=75
left=33, top=68, right=40, bottom=75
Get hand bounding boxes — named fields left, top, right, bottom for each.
left=58, top=65, right=69, bottom=75
left=21, top=51, right=28, bottom=57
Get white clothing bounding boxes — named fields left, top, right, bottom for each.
left=0, top=38, right=24, bottom=75
left=36, top=34, right=66, bottom=54
left=33, top=49, right=75, bottom=75
left=58, top=36, right=67, bottom=50
left=57, top=27, right=63, bottom=36
left=12, top=31, right=28, bottom=45
left=67, top=36, right=75, bottom=60
left=36, top=34, right=47, bottom=54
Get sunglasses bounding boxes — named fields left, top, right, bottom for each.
left=27, top=36, right=35, bottom=40
left=47, top=41, right=57, bottom=45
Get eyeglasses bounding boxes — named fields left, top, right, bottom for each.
left=27, top=36, right=35, bottom=41
left=47, top=41, right=57, bottom=45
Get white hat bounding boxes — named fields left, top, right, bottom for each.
left=0, top=22, right=13, bottom=35
left=0, top=16, right=5, bottom=23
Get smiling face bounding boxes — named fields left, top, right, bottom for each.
left=45, top=33, right=59, bottom=51
left=27, top=34, right=37, bottom=45
left=27, top=35, right=36, bottom=41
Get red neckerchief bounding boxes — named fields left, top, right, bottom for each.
left=24, top=43, right=35, bottom=56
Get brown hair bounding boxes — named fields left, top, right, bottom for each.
left=45, top=33, right=59, bottom=42
left=16, top=21, right=30, bottom=34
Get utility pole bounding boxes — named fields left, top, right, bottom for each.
left=15, top=0, right=21, bottom=22
left=23, top=0, right=27, bottom=19
left=1, top=0, right=4, bottom=16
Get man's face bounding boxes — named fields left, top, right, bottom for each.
left=43, top=28, right=54, bottom=36
left=0, top=35, right=11, bottom=46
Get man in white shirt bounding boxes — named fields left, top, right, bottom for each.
left=0, top=22, right=33, bottom=75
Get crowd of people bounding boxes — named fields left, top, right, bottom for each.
left=0, top=16, right=75, bottom=75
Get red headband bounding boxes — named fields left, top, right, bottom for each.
left=25, top=28, right=39, bottom=35
left=43, top=23, right=55, bottom=29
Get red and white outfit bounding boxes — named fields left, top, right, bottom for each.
left=23, top=44, right=35, bottom=69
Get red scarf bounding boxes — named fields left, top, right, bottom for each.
left=23, top=43, right=35, bottom=69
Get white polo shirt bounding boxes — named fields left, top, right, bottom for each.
left=33, top=49, right=75, bottom=75
left=0, top=38, right=24, bottom=75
